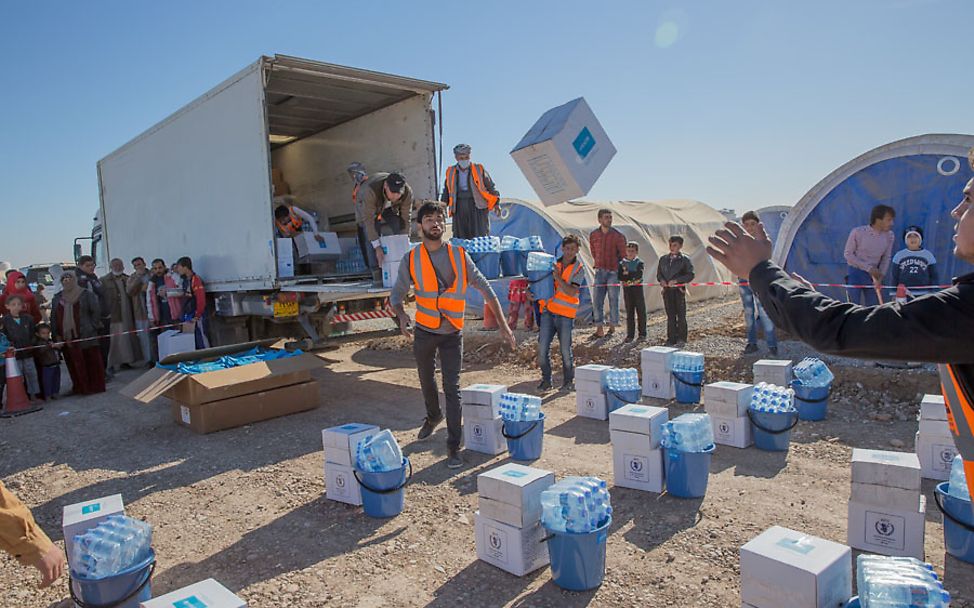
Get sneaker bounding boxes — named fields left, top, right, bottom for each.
left=743, top=343, right=759, bottom=354
left=537, top=380, right=552, bottom=392
left=623, top=336, right=634, bottom=344
left=769, top=347, right=779, bottom=356
left=417, top=415, right=443, bottom=440
left=446, top=449, right=464, bottom=469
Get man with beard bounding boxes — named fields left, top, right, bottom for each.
left=101, top=258, right=142, bottom=372
left=391, top=201, right=515, bottom=469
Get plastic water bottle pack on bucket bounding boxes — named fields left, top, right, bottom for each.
left=465, top=236, right=501, bottom=254
left=525, top=252, right=555, bottom=272
left=661, top=413, right=714, bottom=453
left=749, top=383, right=797, bottom=414
left=948, top=454, right=971, bottom=501
left=671, top=352, right=705, bottom=403
left=856, top=555, right=950, bottom=607
left=793, top=358, right=834, bottom=387
left=499, top=392, right=542, bottom=422
left=540, top=477, right=612, bottom=534
left=355, top=429, right=403, bottom=473
left=791, top=357, right=833, bottom=421
left=605, top=368, right=641, bottom=413
left=748, top=383, right=799, bottom=451
left=71, top=515, right=153, bottom=578
left=517, top=236, right=544, bottom=252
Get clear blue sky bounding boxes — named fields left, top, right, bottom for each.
left=1, top=0, right=970, bottom=267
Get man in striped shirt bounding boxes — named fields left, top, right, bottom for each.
left=843, top=204, right=895, bottom=306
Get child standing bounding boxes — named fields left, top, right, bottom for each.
left=2, top=295, right=40, bottom=400
left=891, top=226, right=939, bottom=299
left=506, top=278, right=534, bottom=330
left=657, top=235, right=695, bottom=346
left=618, top=241, right=647, bottom=343
left=33, top=323, right=61, bottom=400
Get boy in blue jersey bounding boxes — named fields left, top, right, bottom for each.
left=891, top=226, right=938, bottom=298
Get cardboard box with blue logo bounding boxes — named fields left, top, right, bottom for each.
left=609, top=404, right=668, bottom=493
left=847, top=449, right=925, bottom=559
left=641, top=347, right=677, bottom=400
left=140, top=578, right=246, bottom=608
left=322, top=423, right=379, bottom=506
left=63, top=494, right=125, bottom=569
left=704, top=381, right=754, bottom=449
left=461, top=384, right=507, bottom=455
left=575, top=365, right=612, bottom=420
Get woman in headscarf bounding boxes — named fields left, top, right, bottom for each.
left=51, top=271, right=105, bottom=395
left=0, top=271, right=42, bottom=324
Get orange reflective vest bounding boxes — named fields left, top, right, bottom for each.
left=445, top=164, right=499, bottom=212
left=409, top=243, right=468, bottom=331
left=540, top=260, right=580, bottom=319
left=939, top=364, right=974, bottom=498
left=276, top=206, right=303, bottom=237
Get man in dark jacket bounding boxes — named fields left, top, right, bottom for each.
left=656, top=235, right=695, bottom=346
left=705, top=176, right=974, bottom=499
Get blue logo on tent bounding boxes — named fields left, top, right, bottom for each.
left=173, top=596, right=207, bottom=608
left=81, top=504, right=101, bottom=515
left=572, top=127, right=595, bottom=159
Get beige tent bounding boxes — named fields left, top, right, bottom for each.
left=492, top=199, right=735, bottom=316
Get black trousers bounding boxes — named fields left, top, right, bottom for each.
left=413, top=328, right=463, bottom=450
left=662, top=287, right=688, bottom=343
left=623, top=285, right=647, bottom=339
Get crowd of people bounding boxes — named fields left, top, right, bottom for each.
left=0, top=255, right=208, bottom=404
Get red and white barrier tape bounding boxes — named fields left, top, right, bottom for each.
left=6, top=321, right=183, bottom=355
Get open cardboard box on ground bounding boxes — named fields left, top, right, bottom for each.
left=122, top=340, right=324, bottom=433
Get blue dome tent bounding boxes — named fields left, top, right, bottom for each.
left=773, top=134, right=974, bottom=300
left=756, top=205, right=791, bottom=245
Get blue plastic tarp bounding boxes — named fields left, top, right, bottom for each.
left=159, top=347, right=302, bottom=375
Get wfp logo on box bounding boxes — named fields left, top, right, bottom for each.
left=586, top=398, right=596, bottom=409
left=489, top=531, right=504, bottom=550
left=473, top=425, right=484, bottom=438
left=875, top=518, right=896, bottom=537
left=939, top=447, right=957, bottom=464
left=174, top=596, right=208, bottom=608
left=718, top=421, right=730, bottom=434
left=335, top=474, right=346, bottom=489
left=81, top=503, right=101, bottom=515
left=629, top=458, right=644, bottom=473
left=572, top=127, right=596, bottom=159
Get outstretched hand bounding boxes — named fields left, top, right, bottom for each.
left=706, top=222, right=773, bottom=279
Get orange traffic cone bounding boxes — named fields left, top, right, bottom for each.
left=482, top=304, right=498, bottom=331
left=1, top=348, right=41, bottom=418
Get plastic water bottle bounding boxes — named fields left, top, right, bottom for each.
left=355, top=430, right=402, bottom=472
left=541, top=477, right=611, bottom=533
left=526, top=252, right=555, bottom=272
left=749, top=383, right=796, bottom=414
left=858, top=555, right=950, bottom=607
left=793, top=358, right=834, bottom=387
left=660, top=413, right=714, bottom=452
left=499, top=392, right=542, bottom=421
left=948, top=455, right=971, bottom=501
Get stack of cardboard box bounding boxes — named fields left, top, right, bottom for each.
left=848, top=448, right=926, bottom=559
left=575, top=364, right=613, bottom=420
left=475, top=463, right=554, bottom=576
left=740, top=525, right=852, bottom=608
left=322, top=423, right=378, bottom=506
left=142, top=579, right=246, bottom=608
left=609, top=404, right=668, bottom=493
left=641, top=346, right=677, bottom=400
left=380, top=235, right=412, bottom=288
left=704, top=381, right=754, bottom=449
left=276, top=237, right=295, bottom=278
left=461, top=384, right=507, bottom=456
left=752, top=359, right=793, bottom=387
left=915, top=393, right=959, bottom=481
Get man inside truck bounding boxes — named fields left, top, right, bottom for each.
left=347, top=161, right=377, bottom=271
left=273, top=199, right=324, bottom=242
left=362, top=172, right=414, bottom=268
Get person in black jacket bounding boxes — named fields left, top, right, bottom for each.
left=618, top=241, right=647, bottom=343
left=705, top=176, right=974, bottom=498
left=656, top=235, right=695, bottom=346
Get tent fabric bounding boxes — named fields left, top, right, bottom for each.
left=464, top=199, right=734, bottom=321
left=774, top=134, right=974, bottom=301
left=755, top=206, right=792, bottom=245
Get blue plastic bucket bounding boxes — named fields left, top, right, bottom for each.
left=502, top=413, right=545, bottom=461
left=527, top=270, right=554, bottom=301
left=935, top=482, right=974, bottom=564
left=545, top=516, right=612, bottom=591
left=500, top=250, right=520, bottom=277
left=354, top=458, right=411, bottom=518
left=792, top=381, right=831, bottom=421
left=471, top=251, right=501, bottom=280
left=844, top=598, right=860, bottom=608
left=517, top=251, right=536, bottom=276
left=665, top=445, right=715, bottom=498
left=672, top=370, right=704, bottom=404
left=748, top=409, right=799, bottom=452
left=606, top=389, right=641, bottom=414
left=70, top=549, right=155, bottom=608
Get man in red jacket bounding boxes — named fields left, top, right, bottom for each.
left=706, top=177, right=974, bottom=499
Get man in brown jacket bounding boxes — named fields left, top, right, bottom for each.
left=126, top=257, right=153, bottom=366
left=101, top=258, right=143, bottom=372
left=0, top=481, right=65, bottom=588
left=362, top=172, right=414, bottom=268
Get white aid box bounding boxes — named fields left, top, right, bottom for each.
left=462, top=403, right=499, bottom=421
left=915, top=431, right=958, bottom=481
left=475, top=512, right=550, bottom=576
left=294, top=231, right=342, bottom=261
left=576, top=390, right=608, bottom=420
left=611, top=430, right=664, bottom=493
left=641, top=346, right=678, bottom=368
left=510, top=97, right=616, bottom=206
left=575, top=378, right=603, bottom=395
left=461, top=384, right=507, bottom=408
left=276, top=237, right=294, bottom=278
left=642, top=368, right=675, bottom=400
left=919, top=394, right=948, bottom=421
left=325, top=462, right=362, bottom=505
left=704, top=382, right=753, bottom=418
left=917, top=417, right=952, bottom=436
left=140, top=578, right=246, bottom=608
left=752, top=359, right=793, bottom=387
left=322, top=423, right=379, bottom=466
left=740, top=525, right=852, bottom=608
left=609, top=404, right=668, bottom=447
left=847, top=495, right=926, bottom=559
left=158, top=330, right=197, bottom=361
left=478, top=463, right=555, bottom=513
left=575, top=364, right=612, bottom=385
left=850, top=449, right=921, bottom=490
left=379, top=234, right=411, bottom=263
left=850, top=482, right=921, bottom=512
left=710, top=414, right=753, bottom=449
left=463, top=417, right=506, bottom=455
left=479, top=496, right=540, bottom=529
left=63, top=494, right=125, bottom=564
left=381, top=260, right=400, bottom=289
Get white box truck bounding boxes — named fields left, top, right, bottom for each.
left=76, top=55, right=448, bottom=345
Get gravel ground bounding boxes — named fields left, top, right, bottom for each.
left=2, top=294, right=972, bottom=607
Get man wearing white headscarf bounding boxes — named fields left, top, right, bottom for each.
left=440, top=144, right=500, bottom=239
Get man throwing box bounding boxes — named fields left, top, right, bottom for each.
left=391, top=202, right=515, bottom=469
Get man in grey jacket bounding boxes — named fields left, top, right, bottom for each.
left=656, top=235, right=695, bottom=346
